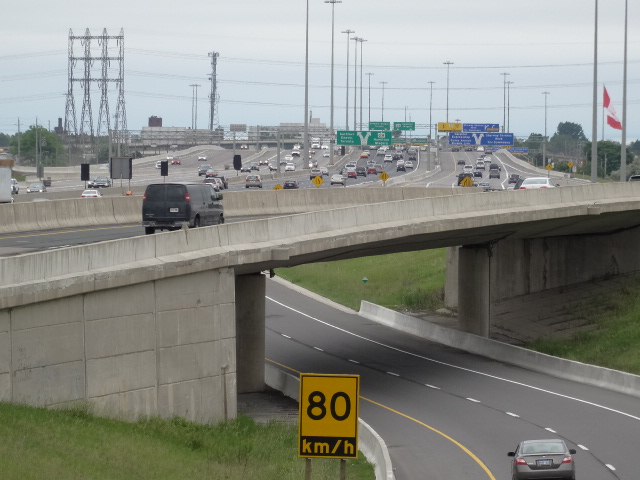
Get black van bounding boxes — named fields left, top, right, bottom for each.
left=142, top=183, right=224, bottom=235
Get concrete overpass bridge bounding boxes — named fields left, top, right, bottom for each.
left=1, top=184, right=640, bottom=424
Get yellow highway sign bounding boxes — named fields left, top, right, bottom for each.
left=299, top=374, right=360, bottom=459
left=379, top=171, right=390, bottom=183
left=437, top=122, right=463, bottom=132
left=545, top=163, right=553, bottom=171
left=273, top=184, right=283, bottom=190
left=312, top=176, right=324, bottom=187
left=460, top=176, right=474, bottom=188
left=567, top=161, right=574, bottom=168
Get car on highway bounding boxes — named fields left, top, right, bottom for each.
left=323, top=150, right=330, bottom=157
left=392, top=152, right=403, bottom=161
left=240, top=164, right=252, bottom=173
left=404, top=160, right=414, bottom=169
left=291, top=150, right=300, bottom=157
left=508, top=173, right=520, bottom=184
left=198, top=155, right=207, bottom=161
left=457, top=159, right=466, bottom=166
left=205, top=169, right=218, bottom=178
left=488, top=169, right=500, bottom=179
left=26, top=183, right=47, bottom=193
left=240, top=144, right=248, bottom=149
left=309, top=160, right=318, bottom=168
left=384, top=154, right=393, bottom=163
left=330, top=173, right=345, bottom=186
left=285, top=163, right=296, bottom=172
left=367, top=165, right=378, bottom=175
left=463, top=165, right=474, bottom=174
left=170, top=157, right=181, bottom=165
left=210, top=177, right=224, bottom=190
left=80, top=189, right=102, bottom=198
left=465, top=146, right=474, bottom=151
left=88, top=176, right=111, bottom=188
left=155, top=161, right=163, bottom=169
left=269, top=163, right=277, bottom=171
left=245, top=174, right=263, bottom=188
left=356, top=166, right=367, bottom=177
left=283, top=180, right=299, bottom=189
left=310, top=168, right=322, bottom=180
left=10, top=178, right=19, bottom=194
left=285, top=154, right=294, bottom=161
left=508, top=439, right=576, bottom=480
left=475, top=160, right=485, bottom=170
left=518, top=177, right=558, bottom=189
left=198, top=165, right=211, bottom=176
left=473, top=169, right=483, bottom=178
left=320, top=167, right=329, bottom=176
left=360, top=150, right=370, bottom=158
left=259, top=158, right=269, bottom=165
left=451, top=147, right=460, bottom=152
left=346, top=170, right=357, bottom=179
left=249, top=163, right=260, bottom=171
left=628, top=174, right=640, bottom=181
left=217, top=175, right=229, bottom=189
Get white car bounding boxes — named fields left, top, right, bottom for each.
left=198, top=155, right=207, bottom=161
left=285, top=162, right=296, bottom=172
left=330, top=173, right=345, bottom=185
left=404, top=160, right=414, bottom=169
left=518, top=177, right=558, bottom=189
left=383, top=154, right=393, bottom=163
left=321, top=144, right=329, bottom=150
left=463, top=165, right=474, bottom=174
left=285, top=154, right=293, bottom=161
left=323, top=151, right=330, bottom=157
left=80, top=189, right=102, bottom=198
left=320, top=167, right=329, bottom=176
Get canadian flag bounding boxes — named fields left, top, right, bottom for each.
left=603, top=86, right=623, bottom=130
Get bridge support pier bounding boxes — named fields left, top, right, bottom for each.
left=458, top=244, right=491, bottom=337
left=236, top=273, right=266, bottom=393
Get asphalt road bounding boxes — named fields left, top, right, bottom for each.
left=266, top=278, right=639, bottom=480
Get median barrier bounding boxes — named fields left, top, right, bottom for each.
left=0, top=204, right=18, bottom=234
left=359, top=301, right=640, bottom=400
left=112, top=196, right=142, bottom=224
left=11, top=202, right=42, bottom=232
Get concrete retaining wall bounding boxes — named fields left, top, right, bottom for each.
left=359, top=301, right=640, bottom=399
left=265, top=364, right=396, bottom=480
left=1, top=267, right=237, bottom=424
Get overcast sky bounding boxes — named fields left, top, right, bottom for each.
left=1, top=0, right=638, bottom=142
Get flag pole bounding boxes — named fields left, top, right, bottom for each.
left=620, top=0, right=628, bottom=181
left=591, top=0, right=598, bottom=183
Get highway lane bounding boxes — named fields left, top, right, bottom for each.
left=266, top=278, right=639, bottom=479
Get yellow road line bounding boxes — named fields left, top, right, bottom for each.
left=0, top=224, right=139, bottom=241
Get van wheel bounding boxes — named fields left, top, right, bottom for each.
left=145, top=227, right=155, bottom=235
left=193, top=217, right=201, bottom=228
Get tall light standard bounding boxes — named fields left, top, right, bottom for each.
left=366, top=72, right=374, bottom=126
left=428, top=81, right=435, bottom=170
left=590, top=0, right=598, bottom=182
left=357, top=38, right=366, bottom=131
left=325, top=0, right=342, bottom=165
left=500, top=72, right=510, bottom=132
left=620, top=0, right=628, bottom=181
left=542, top=91, right=550, bottom=168
left=506, top=80, right=514, bottom=133
left=189, top=83, right=200, bottom=130
left=352, top=36, right=360, bottom=129
left=443, top=61, right=453, bottom=122
left=380, top=81, right=387, bottom=121
left=303, top=0, right=309, bottom=168
left=342, top=29, right=355, bottom=130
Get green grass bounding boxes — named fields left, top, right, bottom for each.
left=0, top=404, right=374, bottom=480
left=276, top=249, right=447, bottom=312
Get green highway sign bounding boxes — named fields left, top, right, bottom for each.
left=368, top=121, right=390, bottom=131
left=337, top=130, right=392, bottom=146
left=393, top=122, right=415, bottom=131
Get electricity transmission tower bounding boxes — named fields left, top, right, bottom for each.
left=64, top=28, right=127, bottom=161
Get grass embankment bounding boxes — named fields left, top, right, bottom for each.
left=276, top=248, right=640, bottom=375
left=0, top=404, right=374, bottom=480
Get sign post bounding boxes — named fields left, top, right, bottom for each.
left=299, top=374, right=360, bottom=460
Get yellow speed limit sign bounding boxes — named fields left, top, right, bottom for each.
left=299, top=374, right=360, bottom=458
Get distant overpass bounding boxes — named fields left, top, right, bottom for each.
left=1, top=184, right=640, bottom=424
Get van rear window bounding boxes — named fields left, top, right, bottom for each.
left=165, top=185, right=186, bottom=201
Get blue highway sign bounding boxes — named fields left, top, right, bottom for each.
left=462, top=123, right=500, bottom=132
left=449, top=132, right=514, bottom=146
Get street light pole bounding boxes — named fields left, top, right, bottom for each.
left=428, top=81, right=435, bottom=171
left=542, top=91, right=550, bottom=168
left=506, top=80, right=514, bottom=133
left=443, top=61, right=453, bottom=122
left=357, top=38, right=366, bottom=131
left=352, top=37, right=359, bottom=130
left=325, top=0, right=342, bottom=166
left=380, top=81, right=387, bottom=121
left=342, top=29, right=355, bottom=130
left=620, top=0, right=628, bottom=181
left=591, top=0, right=598, bottom=183
left=303, top=0, right=309, bottom=169
left=366, top=72, right=374, bottom=126
left=500, top=72, right=509, bottom=133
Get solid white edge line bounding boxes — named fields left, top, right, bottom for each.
left=506, top=412, right=520, bottom=417
left=544, top=427, right=557, bottom=433
left=577, top=444, right=589, bottom=451
left=386, top=372, right=400, bottom=377
left=606, top=464, right=616, bottom=471
left=281, top=334, right=291, bottom=339
left=466, top=398, right=481, bottom=403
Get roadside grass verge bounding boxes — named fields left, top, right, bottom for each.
left=0, top=403, right=374, bottom=480
left=275, top=249, right=447, bottom=312
left=527, top=276, right=640, bottom=375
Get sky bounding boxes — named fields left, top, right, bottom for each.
left=1, top=0, right=638, bottom=142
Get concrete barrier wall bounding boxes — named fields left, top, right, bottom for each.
left=359, top=301, right=640, bottom=399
